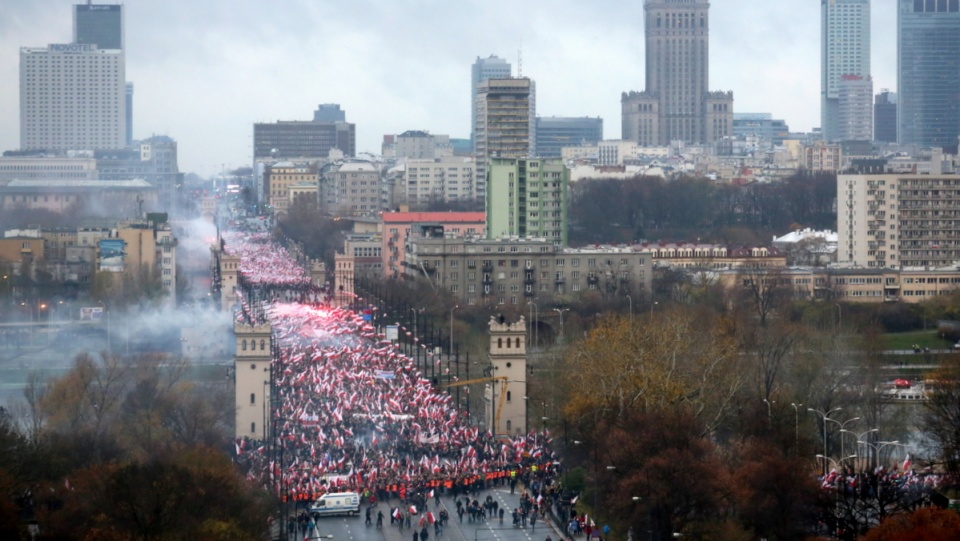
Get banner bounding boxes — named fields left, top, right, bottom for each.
left=99, top=239, right=125, bottom=272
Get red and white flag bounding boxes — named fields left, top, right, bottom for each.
left=903, top=453, right=911, bottom=471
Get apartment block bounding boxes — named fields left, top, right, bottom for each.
left=475, top=78, right=535, bottom=191
left=404, top=237, right=652, bottom=307
left=486, top=158, right=569, bottom=246
left=839, top=171, right=960, bottom=269
left=382, top=211, right=486, bottom=277
left=320, top=161, right=381, bottom=217
left=402, top=157, right=478, bottom=205
left=265, top=161, right=319, bottom=214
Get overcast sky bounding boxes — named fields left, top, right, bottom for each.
left=0, top=0, right=897, bottom=175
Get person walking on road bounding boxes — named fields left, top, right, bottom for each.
left=531, top=512, right=537, bottom=532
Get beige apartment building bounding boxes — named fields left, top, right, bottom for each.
left=382, top=212, right=486, bottom=277
left=266, top=161, right=318, bottom=214
left=321, top=161, right=382, bottom=217
left=404, top=237, right=652, bottom=307
left=403, top=157, right=478, bottom=204
left=803, top=142, right=842, bottom=172
left=838, top=172, right=960, bottom=269
left=718, top=266, right=960, bottom=304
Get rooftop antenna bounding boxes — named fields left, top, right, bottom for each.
left=518, top=40, right=523, bottom=77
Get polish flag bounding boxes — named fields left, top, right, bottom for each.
left=903, top=453, right=911, bottom=471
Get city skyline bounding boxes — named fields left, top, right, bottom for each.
left=0, top=0, right=898, bottom=174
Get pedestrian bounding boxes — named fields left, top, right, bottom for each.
left=413, top=531, right=419, bottom=541
left=531, top=512, right=537, bottom=532
left=420, top=526, right=430, bottom=541
left=499, top=508, right=504, bottom=524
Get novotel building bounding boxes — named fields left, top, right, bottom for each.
left=20, top=42, right=126, bottom=151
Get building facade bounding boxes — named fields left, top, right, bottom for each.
left=732, top=114, right=790, bottom=146
left=96, top=135, right=181, bottom=206
left=875, top=90, right=898, bottom=143
left=622, top=0, right=733, bottom=146
left=803, top=142, right=843, bottom=172
left=320, top=161, right=381, bottom=216
left=821, top=0, right=871, bottom=142
left=534, top=117, right=603, bottom=158
left=20, top=44, right=126, bottom=151
left=253, top=120, right=356, bottom=160
left=471, top=55, right=512, bottom=150
left=393, top=131, right=453, bottom=160
left=486, top=158, right=569, bottom=246
left=839, top=172, right=960, bottom=269
left=404, top=237, right=652, bottom=307
left=837, top=75, right=874, bottom=142
left=475, top=78, right=535, bottom=191
left=382, top=211, right=486, bottom=277
left=898, top=0, right=960, bottom=148
left=74, top=3, right=124, bottom=50
left=265, top=161, right=319, bottom=214
left=313, top=103, right=346, bottom=123
left=402, top=157, right=478, bottom=205
left=0, top=155, right=98, bottom=181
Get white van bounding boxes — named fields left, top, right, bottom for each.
left=309, top=492, right=361, bottom=517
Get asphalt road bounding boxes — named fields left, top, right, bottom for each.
left=276, top=486, right=560, bottom=541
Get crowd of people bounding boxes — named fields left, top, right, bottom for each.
left=225, top=232, right=558, bottom=504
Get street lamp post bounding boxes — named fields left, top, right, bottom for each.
left=808, top=406, right=843, bottom=474
left=790, top=402, right=803, bottom=456
left=449, top=305, right=458, bottom=356
left=554, top=308, right=569, bottom=345
left=625, top=295, right=632, bottom=321
left=841, top=428, right=877, bottom=468
left=827, top=417, right=861, bottom=459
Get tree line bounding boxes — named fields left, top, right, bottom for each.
left=568, top=172, right=837, bottom=246
left=0, top=353, right=271, bottom=540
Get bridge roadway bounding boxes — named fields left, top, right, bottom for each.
left=275, top=486, right=559, bottom=541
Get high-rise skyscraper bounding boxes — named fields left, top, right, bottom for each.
left=821, top=0, right=871, bottom=142
left=74, top=3, right=124, bottom=50
left=837, top=75, right=874, bottom=141
left=874, top=90, right=897, bottom=143
left=20, top=3, right=127, bottom=151
left=898, top=0, right=960, bottom=149
left=474, top=77, right=535, bottom=198
left=471, top=55, right=512, bottom=150
left=621, top=0, right=732, bottom=146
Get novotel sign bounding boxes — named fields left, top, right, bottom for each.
left=48, top=43, right=98, bottom=53
left=81, top=5, right=119, bottom=10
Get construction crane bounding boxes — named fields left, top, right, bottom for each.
left=441, top=376, right=509, bottom=434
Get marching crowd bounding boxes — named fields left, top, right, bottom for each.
left=225, top=232, right=558, bottom=504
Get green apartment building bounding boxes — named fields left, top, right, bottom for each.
left=486, top=158, right=569, bottom=246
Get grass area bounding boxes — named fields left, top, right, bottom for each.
left=882, top=330, right=953, bottom=351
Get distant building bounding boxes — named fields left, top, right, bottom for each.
left=534, top=117, right=603, bottom=158
left=732, top=114, right=790, bottom=146
left=313, top=103, right=346, bottom=123
left=402, top=157, right=478, bottom=205
left=96, top=135, right=182, bottom=206
left=320, top=161, right=381, bottom=217
left=898, top=0, right=960, bottom=148
left=874, top=90, right=897, bottom=143
left=74, top=3, right=124, bottom=50
left=265, top=161, right=318, bottom=215
left=471, top=55, right=512, bottom=150
left=486, top=158, right=568, bottom=246
left=404, top=236, right=652, bottom=307
left=621, top=0, right=733, bottom=146
left=392, top=131, right=453, bottom=160
left=802, top=142, right=842, bottom=172
left=381, top=211, right=486, bottom=277
left=20, top=43, right=126, bottom=151
left=254, top=112, right=356, bottom=160
left=0, top=179, right=158, bottom=216
left=837, top=75, right=874, bottom=142
left=475, top=78, right=536, bottom=192
left=0, top=155, right=98, bottom=181
left=839, top=168, right=960, bottom=269
left=821, top=0, right=871, bottom=142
